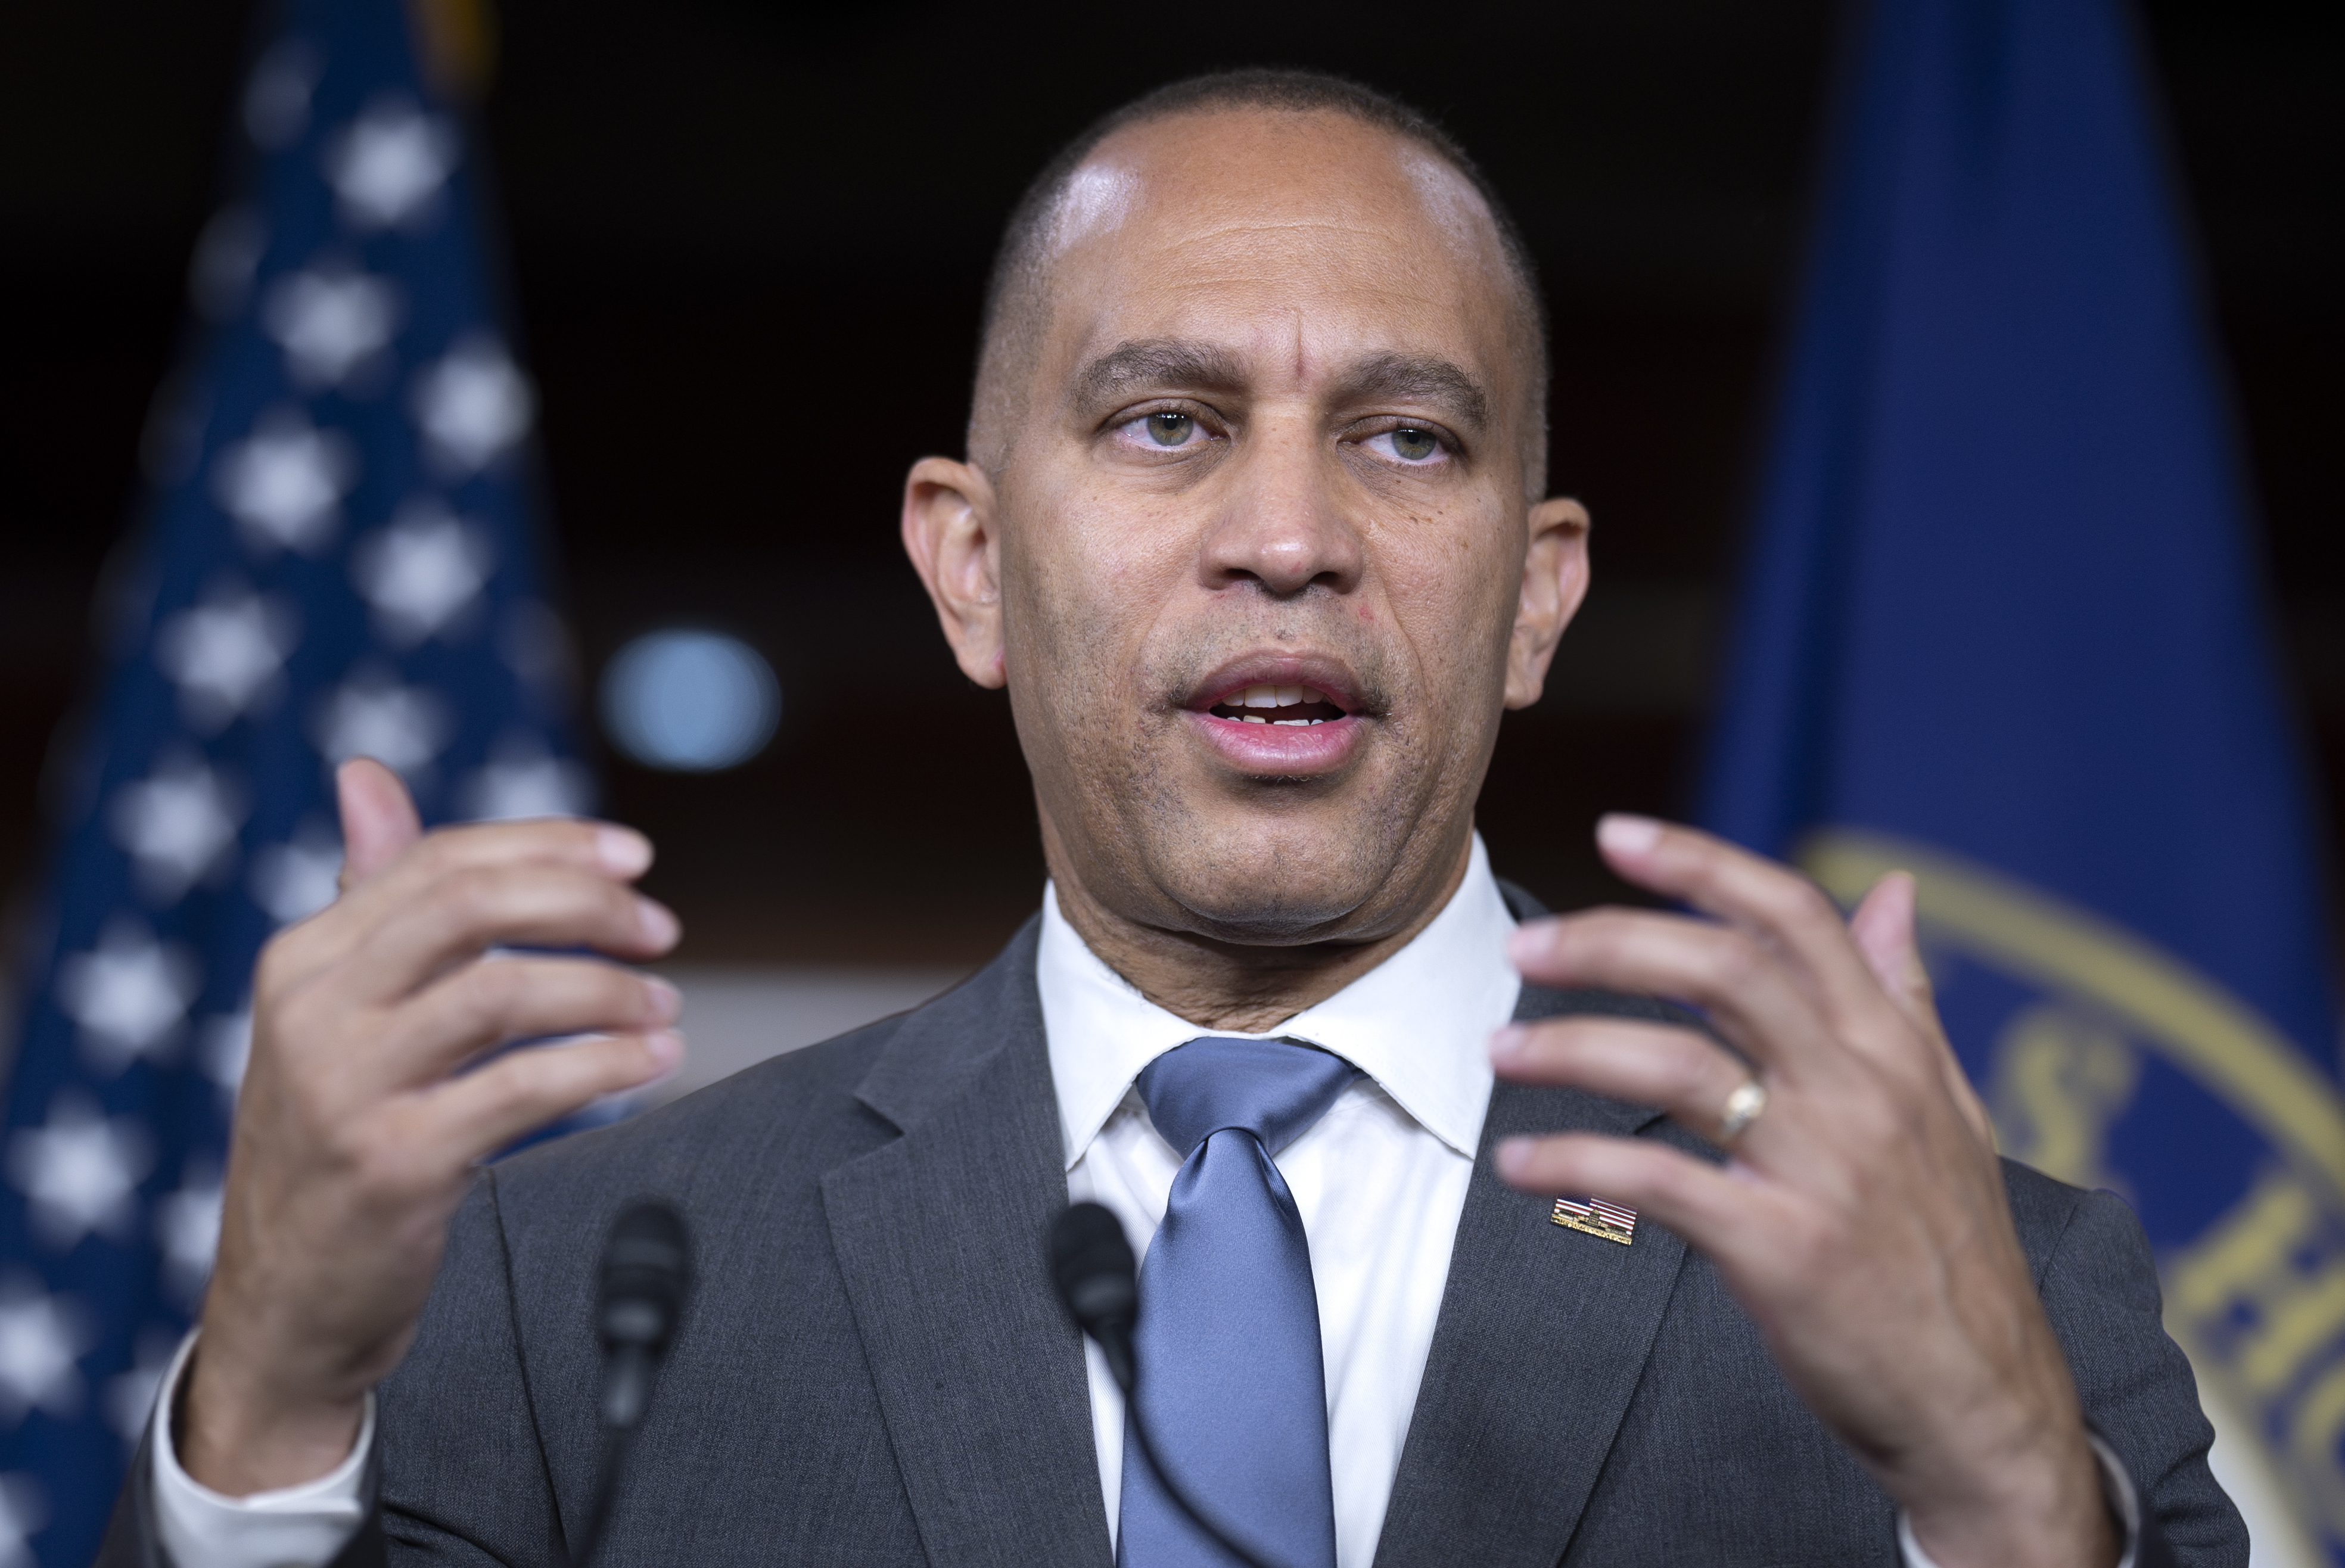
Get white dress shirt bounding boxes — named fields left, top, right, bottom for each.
left=149, top=1329, right=374, bottom=1568
left=1042, top=833, right=1519, bottom=1566
left=148, top=831, right=2126, bottom=1567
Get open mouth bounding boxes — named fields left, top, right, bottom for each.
left=1205, top=683, right=1350, bottom=726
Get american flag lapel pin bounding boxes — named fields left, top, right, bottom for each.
left=1551, top=1195, right=1637, bottom=1246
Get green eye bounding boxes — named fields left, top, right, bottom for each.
left=1147, top=412, right=1194, bottom=447
left=1391, top=427, right=1439, bottom=461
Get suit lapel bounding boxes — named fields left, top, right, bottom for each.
left=1371, top=985, right=1700, bottom=1568
left=820, top=921, right=1108, bottom=1568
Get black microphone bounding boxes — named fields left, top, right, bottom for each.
left=1050, top=1200, right=1139, bottom=1392
left=1048, top=1202, right=1279, bottom=1568
left=574, top=1198, right=691, bottom=1568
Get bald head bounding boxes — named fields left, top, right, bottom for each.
left=970, top=70, right=1550, bottom=497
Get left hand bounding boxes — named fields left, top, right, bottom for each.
left=1492, top=814, right=2117, bottom=1568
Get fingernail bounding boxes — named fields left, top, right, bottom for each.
left=1597, top=813, right=1662, bottom=857
left=1505, top=923, right=1546, bottom=967
left=1490, top=1025, right=1526, bottom=1062
left=644, top=1029, right=684, bottom=1072
left=597, top=826, right=654, bottom=877
left=1495, top=1137, right=1534, bottom=1178
left=636, top=897, right=680, bottom=948
left=643, top=976, right=682, bottom=1023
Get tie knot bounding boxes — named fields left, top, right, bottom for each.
left=1134, top=1037, right=1361, bottom=1159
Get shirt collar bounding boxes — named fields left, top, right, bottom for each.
left=1037, top=833, right=1520, bottom=1169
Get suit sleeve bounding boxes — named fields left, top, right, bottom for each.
left=371, top=1166, right=572, bottom=1563
left=2036, top=1186, right=2247, bottom=1568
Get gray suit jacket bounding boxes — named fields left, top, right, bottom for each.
left=105, top=903, right=2246, bottom=1566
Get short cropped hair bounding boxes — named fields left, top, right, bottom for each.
left=971, top=68, right=1551, bottom=497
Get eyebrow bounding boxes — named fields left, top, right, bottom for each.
left=1072, top=339, right=1249, bottom=415
left=1069, top=339, right=1492, bottom=435
left=1333, top=353, right=1490, bottom=435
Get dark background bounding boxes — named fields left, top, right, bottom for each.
left=2, top=0, right=2337, bottom=970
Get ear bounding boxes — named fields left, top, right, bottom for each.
left=1503, top=496, right=1592, bottom=709
left=900, top=456, right=1007, bottom=690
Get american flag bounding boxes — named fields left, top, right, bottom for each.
left=1551, top=1196, right=1638, bottom=1246
left=0, top=2, right=589, bottom=1560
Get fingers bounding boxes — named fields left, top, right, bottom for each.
left=1849, top=873, right=1931, bottom=1024
left=350, top=864, right=679, bottom=1006
left=1849, top=872, right=1999, bottom=1150
left=418, top=1029, right=683, bottom=1162
left=1518, top=816, right=1936, bottom=1085
left=272, top=820, right=670, bottom=1000
left=337, top=759, right=422, bottom=889
left=1494, top=1017, right=1758, bottom=1149
left=1501, top=825, right=2087, bottom=1544
left=192, top=781, right=682, bottom=1492
left=345, top=816, right=654, bottom=918
left=1593, top=815, right=1904, bottom=1046
left=1507, top=907, right=1834, bottom=1079
left=381, top=959, right=682, bottom=1085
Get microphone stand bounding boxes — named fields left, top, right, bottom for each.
left=1118, top=1381, right=1285, bottom=1568
left=1050, top=1202, right=1284, bottom=1568
left=574, top=1199, right=691, bottom=1568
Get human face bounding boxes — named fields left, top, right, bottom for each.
left=905, top=108, right=1587, bottom=952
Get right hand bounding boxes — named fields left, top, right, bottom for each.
left=181, top=758, right=685, bottom=1495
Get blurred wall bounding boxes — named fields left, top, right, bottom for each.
left=2, top=0, right=2337, bottom=975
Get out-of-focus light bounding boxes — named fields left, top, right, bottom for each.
left=599, top=630, right=779, bottom=771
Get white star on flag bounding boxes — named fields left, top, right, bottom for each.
left=0, top=1277, right=89, bottom=1426
left=412, top=336, right=534, bottom=475
left=312, top=665, right=452, bottom=783
left=352, top=501, right=494, bottom=646
left=323, top=97, right=455, bottom=230
left=459, top=733, right=592, bottom=822
left=153, top=580, right=300, bottom=732
left=54, top=917, right=201, bottom=1075
left=155, top=1160, right=225, bottom=1307
left=5, top=1094, right=155, bottom=1253
left=106, top=1327, right=182, bottom=1449
left=198, top=1009, right=253, bottom=1114
left=262, top=262, right=403, bottom=388
left=212, top=408, right=357, bottom=556
left=108, top=751, right=246, bottom=906
left=249, top=819, right=344, bottom=925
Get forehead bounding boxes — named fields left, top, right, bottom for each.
left=1035, top=109, right=1521, bottom=394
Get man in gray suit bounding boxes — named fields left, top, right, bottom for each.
left=107, top=70, right=2244, bottom=1567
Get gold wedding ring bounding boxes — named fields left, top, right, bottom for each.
left=1716, top=1079, right=1768, bottom=1146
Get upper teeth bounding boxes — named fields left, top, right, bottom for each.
left=1218, top=683, right=1336, bottom=724
left=1233, top=684, right=1323, bottom=708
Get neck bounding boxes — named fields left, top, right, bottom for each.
left=1044, top=833, right=1476, bottom=1034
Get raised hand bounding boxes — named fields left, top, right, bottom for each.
left=181, top=759, right=684, bottom=1495
left=1492, top=815, right=2117, bottom=1568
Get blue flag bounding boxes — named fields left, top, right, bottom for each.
left=0, top=2, right=588, bottom=1560
left=1698, top=0, right=2344, bottom=1557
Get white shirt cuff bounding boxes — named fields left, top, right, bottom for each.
left=148, top=1330, right=374, bottom=1568
left=1896, top=1432, right=2141, bottom=1568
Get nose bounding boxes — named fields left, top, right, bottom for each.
left=1198, top=421, right=1366, bottom=599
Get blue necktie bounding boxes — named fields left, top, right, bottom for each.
left=1119, top=1037, right=1361, bottom=1568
